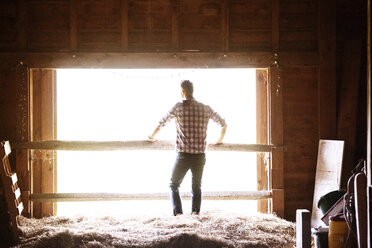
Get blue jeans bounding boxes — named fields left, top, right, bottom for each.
left=170, top=152, right=206, bottom=216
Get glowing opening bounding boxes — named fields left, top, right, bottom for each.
left=56, top=68, right=258, bottom=216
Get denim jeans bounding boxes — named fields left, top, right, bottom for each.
left=170, top=152, right=206, bottom=216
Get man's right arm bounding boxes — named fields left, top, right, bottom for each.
left=148, top=105, right=176, bottom=142
left=148, top=126, right=161, bottom=142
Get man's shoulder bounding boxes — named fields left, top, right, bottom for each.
left=171, top=101, right=183, bottom=111
left=193, top=100, right=211, bottom=109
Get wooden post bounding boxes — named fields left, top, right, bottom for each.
left=271, top=0, right=279, bottom=53
left=296, top=209, right=311, bottom=248
left=121, top=0, right=128, bottom=51
left=70, top=0, right=78, bottom=51
left=318, top=0, right=337, bottom=139
left=269, top=65, right=284, bottom=218
left=222, top=0, right=229, bottom=52
left=16, top=0, right=26, bottom=51
left=354, top=173, right=367, bottom=248
left=15, top=56, right=30, bottom=217
left=30, top=69, right=57, bottom=218
left=256, top=69, right=269, bottom=213
left=367, top=1, right=371, bottom=247
left=272, top=189, right=284, bottom=218
left=171, top=0, right=179, bottom=50
left=337, top=40, right=362, bottom=187
left=272, top=148, right=284, bottom=193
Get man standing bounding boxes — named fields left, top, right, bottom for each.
left=148, top=80, right=227, bottom=216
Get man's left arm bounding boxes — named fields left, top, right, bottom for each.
left=210, top=108, right=227, bottom=145
left=215, top=125, right=227, bottom=145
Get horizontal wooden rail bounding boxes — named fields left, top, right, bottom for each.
left=14, top=140, right=277, bottom=152
left=29, top=191, right=272, bottom=202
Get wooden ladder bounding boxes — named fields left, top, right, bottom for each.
left=0, top=141, right=23, bottom=243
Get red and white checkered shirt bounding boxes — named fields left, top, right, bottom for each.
left=158, top=97, right=226, bottom=154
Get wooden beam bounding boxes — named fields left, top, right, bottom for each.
left=70, top=0, right=78, bottom=51
left=256, top=69, right=269, bottom=213
left=279, top=51, right=318, bottom=67
left=121, top=0, right=128, bottom=51
left=16, top=0, right=26, bottom=51
left=14, top=64, right=29, bottom=216
left=13, top=140, right=278, bottom=152
left=268, top=66, right=284, bottom=218
left=29, top=191, right=272, bottom=202
left=271, top=0, right=279, bottom=52
left=271, top=147, right=283, bottom=190
left=368, top=0, right=371, bottom=186
left=0, top=52, right=273, bottom=69
left=269, top=67, right=283, bottom=146
left=222, top=0, right=229, bottom=52
left=336, top=40, right=362, bottom=187
left=171, top=0, right=179, bottom=50
left=354, top=172, right=367, bottom=248
left=30, top=69, right=57, bottom=218
left=318, top=0, right=337, bottom=139
left=272, top=189, right=284, bottom=218
left=296, top=209, right=311, bottom=248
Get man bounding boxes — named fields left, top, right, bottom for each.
left=148, top=79, right=227, bottom=216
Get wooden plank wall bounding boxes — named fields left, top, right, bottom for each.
left=336, top=0, right=367, bottom=186
left=0, top=0, right=367, bottom=225
left=280, top=0, right=319, bottom=220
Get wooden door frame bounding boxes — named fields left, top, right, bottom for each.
left=16, top=52, right=283, bottom=218
left=29, top=69, right=57, bottom=218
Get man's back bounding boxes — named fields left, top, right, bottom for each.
left=159, top=98, right=226, bottom=154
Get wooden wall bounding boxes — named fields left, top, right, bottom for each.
left=0, top=1, right=367, bottom=238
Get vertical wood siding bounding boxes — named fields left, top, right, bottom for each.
left=0, top=0, right=367, bottom=222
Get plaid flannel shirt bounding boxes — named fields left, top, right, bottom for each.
left=158, top=98, right=226, bottom=154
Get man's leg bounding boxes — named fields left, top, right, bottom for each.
left=170, top=152, right=190, bottom=216
left=190, top=154, right=206, bottom=214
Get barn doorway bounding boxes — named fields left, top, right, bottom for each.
left=29, top=68, right=270, bottom=217
left=55, top=69, right=260, bottom=216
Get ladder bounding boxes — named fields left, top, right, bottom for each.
left=0, top=141, right=23, bottom=243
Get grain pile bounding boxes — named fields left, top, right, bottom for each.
left=15, top=212, right=295, bottom=248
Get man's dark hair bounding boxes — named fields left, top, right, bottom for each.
left=181, top=80, right=194, bottom=97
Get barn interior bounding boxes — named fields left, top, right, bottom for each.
left=0, top=0, right=370, bottom=247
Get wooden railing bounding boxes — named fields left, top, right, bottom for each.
left=14, top=140, right=276, bottom=152
left=15, top=140, right=277, bottom=203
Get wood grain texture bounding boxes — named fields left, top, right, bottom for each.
left=318, top=0, right=337, bottom=139
left=14, top=140, right=278, bottom=152
left=0, top=0, right=367, bottom=223
left=0, top=52, right=273, bottom=69
left=29, top=191, right=272, bottom=202
left=30, top=69, right=57, bottom=218
left=256, top=69, right=269, bottom=213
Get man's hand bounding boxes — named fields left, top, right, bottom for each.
left=147, top=136, right=158, bottom=142
left=213, top=125, right=226, bottom=145
left=209, top=140, right=223, bottom=146
left=148, top=127, right=161, bottom=142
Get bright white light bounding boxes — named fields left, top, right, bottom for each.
left=56, top=69, right=258, bottom=216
